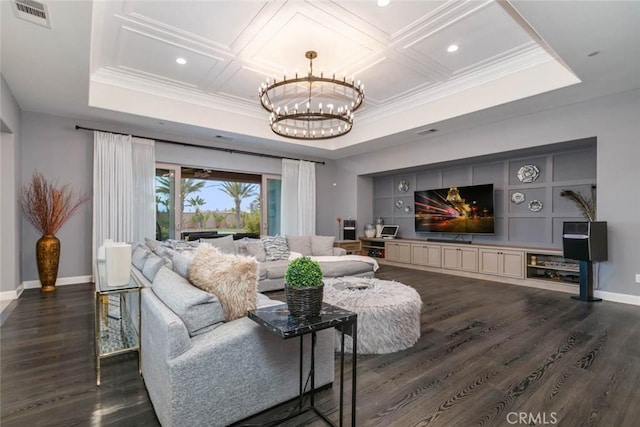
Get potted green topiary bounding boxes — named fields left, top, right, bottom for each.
left=284, top=256, right=324, bottom=317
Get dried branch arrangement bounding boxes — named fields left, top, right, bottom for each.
left=560, top=186, right=596, bottom=221
left=21, top=171, right=91, bottom=235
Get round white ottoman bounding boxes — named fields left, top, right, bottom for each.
left=323, top=277, right=422, bottom=354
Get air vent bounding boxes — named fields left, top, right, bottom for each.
left=416, top=128, right=438, bottom=136
left=11, top=0, right=50, bottom=28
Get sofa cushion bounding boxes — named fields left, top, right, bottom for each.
left=152, top=266, right=225, bottom=336
left=262, top=260, right=291, bottom=280
left=317, top=260, right=373, bottom=277
left=200, top=234, right=236, bottom=254
left=189, top=245, right=258, bottom=321
left=132, top=245, right=151, bottom=270
left=142, top=253, right=166, bottom=282
left=286, top=235, right=312, bottom=256
left=261, top=236, right=290, bottom=261
left=235, top=238, right=267, bottom=262
left=311, top=236, right=335, bottom=256
left=172, top=250, right=195, bottom=279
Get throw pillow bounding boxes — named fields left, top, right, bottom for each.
left=200, top=234, right=236, bottom=254
left=235, top=238, right=267, bottom=262
left=189, top=245, right=258, bottom=321
left=142, top=253, right=165, bottom=282
left=172, top=251, right=195, bottom=278
left=286, top=235, right=312, bottom=256
left=261, top=235, right=290, bottom=261
left=132, top=245, right=151, bottom=270
left=311, top=235, right=336, bottom=256
left=152, top=266, right=225, bottom=336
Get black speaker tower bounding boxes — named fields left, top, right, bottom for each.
left=562, top=221, right=607, bottom=302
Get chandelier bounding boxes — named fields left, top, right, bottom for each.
left=258, top=51, right=365, bottom=140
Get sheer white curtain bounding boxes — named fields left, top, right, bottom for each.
left=93, top=131, right=155, bottom=273
left=131, top=137, right=156, bottom=243
left=280, top=159, right=316, bottom=235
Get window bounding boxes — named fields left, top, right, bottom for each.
left=155, top=165, right=280, bottom=240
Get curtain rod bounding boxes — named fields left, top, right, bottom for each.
left=74, top=125, right=325, bottom=165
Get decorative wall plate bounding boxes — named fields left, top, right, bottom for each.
left=528, top=200, right=543, bottom=212
left=517, top=164, right=540, bottom=183
left=397, top=179, right=410, bottom=193
left=395, top=199, right=404, bottom=209
left=511, top=192, right=525, bottom=204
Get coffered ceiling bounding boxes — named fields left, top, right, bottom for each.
left=1, top=1, right=639, bottom=158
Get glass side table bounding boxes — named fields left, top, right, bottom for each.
left=248, top=303, right=357, bottom=427
left=94, top=259, right=141, bottom=386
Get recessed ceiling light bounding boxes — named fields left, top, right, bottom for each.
left=176, top=57, right=187, bottom=65
left=447, top=44, right=459, bottom=53
left=377, top=0, right=390, bottom=7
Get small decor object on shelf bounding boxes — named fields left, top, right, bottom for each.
left=517, top=164, right=541, bottom=183
left=284, top=257, right=324, bottom=317
left=21, top=171, right=91, bottom=292
left=375, top=217, right=384, bottom=238
left=336, top=216, right=342, bottom=240
left=395, top=199, right=404, bottom=209
left=528, top=200, right=543, bottom=212
left=511, top=192, right=525, bottom=204
left=404, top=205, right=412, bottom=213
left=397, top=179, right=410, bottom=193
left=364, top=224, right=376, bottom=238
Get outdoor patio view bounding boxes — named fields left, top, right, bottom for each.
left=155, top=167, right=262, bottom=241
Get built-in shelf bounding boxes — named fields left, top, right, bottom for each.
left=526, top=252, right=580, bottom=285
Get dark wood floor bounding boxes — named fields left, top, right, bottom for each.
left=2, top=265, right=639, bottom=427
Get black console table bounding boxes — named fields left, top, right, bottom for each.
left=248, top=303, right=357, bottom=427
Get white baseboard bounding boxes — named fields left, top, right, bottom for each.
left=594, top=290, right=640, bottom=306
left=22, top=275, right=93, bottom=290
left=0, top=284, right=24, bottom=301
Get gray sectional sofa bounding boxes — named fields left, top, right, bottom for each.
left=185, top=234, right=378, bottom=292
left=130, top=243, right=335, bottom=427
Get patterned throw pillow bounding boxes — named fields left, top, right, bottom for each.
left=260, top=235, right=290, bottom=261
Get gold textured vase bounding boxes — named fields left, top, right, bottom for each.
left=36, top=234, right=60, bottom=292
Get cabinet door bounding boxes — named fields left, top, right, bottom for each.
left=459, top=247, right=478, bottom=272
left=425, top=245, right=442, bottom=267
left=501, top=250, right=525, bottom=279
left=411, top=244, right=427, bottom=265
left=479, top=249, right=500, bottom=275
left=387, top=242, right=410, bottom=263
left=441, top=246, right=459, bottom=269
left=397, top=243, right=411, bottom=263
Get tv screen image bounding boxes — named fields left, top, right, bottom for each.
left=414, top=183, right=495, bottom=234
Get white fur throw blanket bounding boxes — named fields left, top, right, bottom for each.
left=189, top=244, right=258, bottom=321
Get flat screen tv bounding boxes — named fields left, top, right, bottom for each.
left=414, top=183, right=495, bottom=234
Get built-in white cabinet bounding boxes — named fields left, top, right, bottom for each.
left=385, top=241, right=411, bottom=264
left=411, top=243, right=441, bottom=267
left=363, top=237, right=574, bottom=294
left=478, top=249, right=525, bottom=279
left=441, top=246, right=478, bottom=272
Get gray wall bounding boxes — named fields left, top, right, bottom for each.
left=20, top=112, right=93, bottom=281
left=328, top=90, right=640, bottom=297
left=1, top=74, right=22, bottom=295
left=372, top=141, right=596, bottom=247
